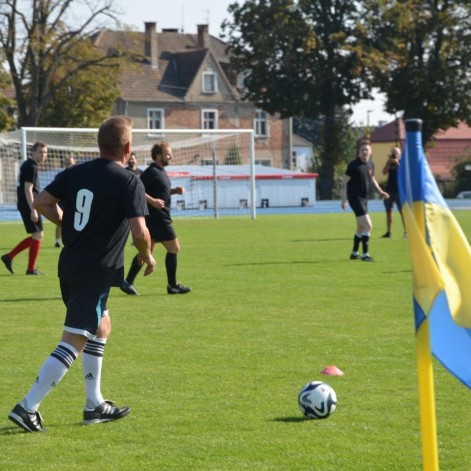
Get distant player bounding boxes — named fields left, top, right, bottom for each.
left=381, top=146, right=406, bottom=238
left=126, top=151, right=143, bottom=177
left=8, top=116, right=155, bottom=432
left=341, top=139, right=389, bottom=261
left=121, top=141, right=191, bottom=295
left=2, top=141, right=48, bottom=275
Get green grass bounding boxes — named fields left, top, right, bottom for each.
left=1, top=212, right=471, bottom=470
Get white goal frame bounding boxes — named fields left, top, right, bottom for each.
left=17, top=127, right=257, bottom=220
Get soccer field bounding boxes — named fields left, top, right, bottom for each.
left=1, top=213, right=471, bottom=470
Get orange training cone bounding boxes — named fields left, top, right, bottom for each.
left=321, top=365, right=344, bottom=376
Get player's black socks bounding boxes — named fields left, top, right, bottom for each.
left=126, top=254, right=142, bottom=284
left=165, top=252, right=177, bottom=287
left=353, top=234, right=361, bottom=253
left=361, top=234, right=370, bottom=254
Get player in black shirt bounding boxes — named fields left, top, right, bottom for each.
left=126, top=151, right=143, bottom=176
left=381, top=146, right=406, bottom=238
left=1, top=141, right=48, bottom=275
left=121, top=141, right=191, bottom=295
left=8, top=116, right=156, bottom=433
left=341, top=140, right=389, bottom=261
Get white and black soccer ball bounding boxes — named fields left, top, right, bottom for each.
left=298, top=381, right=337, bottom=419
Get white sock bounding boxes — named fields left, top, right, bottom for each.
left=82, top=338, right=106, bottom=409
left=23, top=342, right=78, bottom=412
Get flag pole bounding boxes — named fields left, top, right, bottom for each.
left=416, top=321, right=439, bottom=471
left=404, top=119, right=439, bottom=471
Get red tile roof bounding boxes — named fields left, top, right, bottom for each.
left=371, top=119, right=471, bottom=179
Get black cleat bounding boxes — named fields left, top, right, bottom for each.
left=120, top=280, right=139, bottom=295
left=381, top=232, right=391, bottom=238
left=83, top=400, right=131, bottom=425
left=2, top=254, right=14, bottom=274
left=361, top=255, right=374, bottom=262
left=167, top=283, right=192, bottom=294
left=26, top=269, right=45, bottom=275
left=350, top=254, right=360, bottom=260
left=9, top=403, right=45, bottom=432
left=54, top=241, right=61, bottom=248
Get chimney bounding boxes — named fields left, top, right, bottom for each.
left=144, top=22, right=158, bottom=68
left=197, top=24, right=209, bottom=49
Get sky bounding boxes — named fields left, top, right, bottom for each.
left=114, top=0, right=396, bottom=127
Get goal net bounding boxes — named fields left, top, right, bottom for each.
left=0, top=127, right=256, bottom=221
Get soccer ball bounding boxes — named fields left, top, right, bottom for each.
left=298, top=381, right=337, bottom=419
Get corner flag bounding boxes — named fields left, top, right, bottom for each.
left=399, top=119, right=471, bottom=388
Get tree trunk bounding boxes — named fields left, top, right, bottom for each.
left=318, top=108, right=337, bottom=200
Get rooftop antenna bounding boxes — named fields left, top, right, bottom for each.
left=203, top=8, right=210, bottom=26
left=181, top=5, right=184, bottom=33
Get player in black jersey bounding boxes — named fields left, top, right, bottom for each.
left=8, top=116, right=156, bottom=433
left=341, top=139, right=389, bottom=262
left=1, top=141, right=48, bottom=275
left=126, top=151, right=143, bottom=177
left=121, top=141, right=191, bottom=295
left=381, top=146, right=406, bottom=238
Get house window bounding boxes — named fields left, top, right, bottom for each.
left=202, top=109, right=218, bottom=130
left=254, top=109, right=268, bottom=137
left=203, top=71, right=217, bottom=93
left=147, top=108, right=164, bottom=129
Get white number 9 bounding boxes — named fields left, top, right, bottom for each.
left=74, top=189, right=94, bottom=231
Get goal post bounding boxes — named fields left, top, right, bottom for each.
left=0, top=127, right=256, bottom=220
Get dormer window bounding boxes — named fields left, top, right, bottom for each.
left=203, top=70, right=217, bottom=93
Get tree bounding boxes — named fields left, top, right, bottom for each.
left=38, top=38, right=121, bottom=127
left=222, top=0, right=374, bottom=198
left=0, top=57, right=15, bottom=130
left=225, top=144, right=243, bottom=165
left=365, top=0, right=471, bottom=144
left=0, top=0, right=122, bottom=127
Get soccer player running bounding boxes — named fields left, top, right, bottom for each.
left=341, top=139, right=389, bottom=262
left=121, top=141, right=191, bottom=296
left=8, top=116, right=156, bottom=433
left=2, top=141, right=48, bottom=275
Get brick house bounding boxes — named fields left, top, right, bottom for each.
left=370, top=119, right=471, bottom=183
left=93, top=22, right=292, bottom=168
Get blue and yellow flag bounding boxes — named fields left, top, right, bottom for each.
left=399, top=119, right=471, bottom=388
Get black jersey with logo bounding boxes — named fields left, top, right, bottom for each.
left=17, top=158, right=40, bottom=206
left=45, top=158, right=148, bottom=286
left=346, top=158, right=375, bottom=199
left=140, top=162, right=172, bottom=224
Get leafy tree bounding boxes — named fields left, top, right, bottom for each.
left=0, top=0, right=122, bottom=127
left=293, top=112, right=363, bottom=197
left=0, top=58, right=15, bottom=130
left=225, top=144, right=242, bottom=165
left=38, top=38, right=121, bottom=127
left=365, top=0, right=471, bottom=144
left=222, top=0, right=374, bottom=198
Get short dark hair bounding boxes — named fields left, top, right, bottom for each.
left=151, top=141, right=171, bottom=161
left=32, top=141, right=47, bottom=152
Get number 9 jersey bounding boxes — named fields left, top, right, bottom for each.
left=45, top=158, right=148, bottom=286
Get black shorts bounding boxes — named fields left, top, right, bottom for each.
left=146, top=219, right=177, bottom=242
left=348, top=198, right=368, bottom=217
left=384, top=192, right=402, bottom=211
left=60, top=280, right=110, bottom=339
left=18, top=204, right=43, bottom=233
